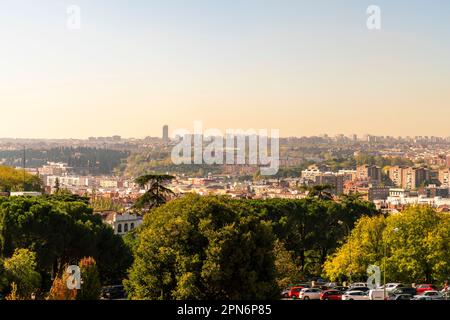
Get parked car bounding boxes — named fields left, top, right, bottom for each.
left=281, top=287, right=290, bottom=298
left=415, top=284, right=438, bottom=294
left=369, top=289, right=388, bottom=300
left=342, top=290, right=370, bottom=301
left=412, top=295, right=433, bottom=301
left=334, top=286, right=349, bottom=292
left=316, top=285, right=330, bottom=291
left=382, top=283, right=404, bottom=292
left=349, top=286, right=370, bottom=292
left=388, top=294, right=413, bottom=301
left=299, top=288, right=322, bottom=300
left=350, top=282, right=367, bottom=288
left=320, top=290, right=343, bottom=301
left=289, top=286, right=306, bottom=299
left=101, top=285, right=126, bottom=300
left=420, top=290, right=443, bottom=300
left=391, top=287, right=417, bottom=296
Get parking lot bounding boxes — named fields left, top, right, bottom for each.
left=282, top=282, right=450, bottom=301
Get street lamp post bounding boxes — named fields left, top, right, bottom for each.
left=383, top=227, right=399, bottom=299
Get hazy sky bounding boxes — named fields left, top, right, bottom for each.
left=1, top=0, right=449, bottom=139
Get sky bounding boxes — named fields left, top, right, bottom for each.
left=1, top=0, right=449, bottom=139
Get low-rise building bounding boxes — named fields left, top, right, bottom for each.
left=102, top=211, right=143, bottom=235
left=368, top=185, right=390, bottom=201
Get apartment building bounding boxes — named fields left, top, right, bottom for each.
left=418, top=185, right=449, bottom=198
left=314, top=173, right=344, bottom=195
left=45, top=175, right=89, bottom=188
left=368, top=185, right=391, bottom=201
left=338, top=169, right=357, bottom=182
left=388, top=166, right=406, bottom=187
left=99, top=178, right=119, bottom=189
left=301, top=168, right=322, bottom=181
left=38, top=162, right=69, bottom=176
left=388, top=166, right=430, bottom=190
left=402, top=167, right=429, bottom=190
left=356, top=165, right=382, bottom=184
left=439, top=169, right=450, bottom=187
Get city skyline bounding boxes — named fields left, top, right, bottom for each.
left=1, top=0, right=450, bottom=139
left=2, top=129, right=450, bottom=140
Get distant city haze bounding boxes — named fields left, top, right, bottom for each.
left=1, top=0, right=450, bottom=139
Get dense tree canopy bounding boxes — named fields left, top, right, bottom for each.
left=323, top=206, right=450, bottom=284
left=273, top=240, right=303, bottom=289
left=125, top=194, right=380, bottom=299
left=247, top=196, right=379, bottom=277
left=0, top=148, right=129, bottom=175
left=125, top=194, right=279, bottom=300
left=0, top=196, right=132, bottom=293
left=3, top=248, right=41, bottom=299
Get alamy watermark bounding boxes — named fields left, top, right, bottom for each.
left=66, top=265, right=82, bottom=290
left=367, top=5, right=381, bottom=30
left=66, top=5, right=81, bottom=30
left=64, top=5, right=379, bottom=32
left=366, top=264, right=381, bottom=289
left=171, top=122, right=280, bottom=176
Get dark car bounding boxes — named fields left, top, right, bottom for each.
left=101, top=285, right=126, bottom=300
left=391, top=287, right=417, bottom=296
left=349, top=286, right=370, bottom=292
left=389, top=294, right=413, bottom=301
left=334, top=286, right=349, bottom=292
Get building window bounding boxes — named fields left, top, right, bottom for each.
left=118, top=224, right=122, bottom=233
left=124, top=223, right=128, bottom=232
left=130, top=223, right=135, bottom=230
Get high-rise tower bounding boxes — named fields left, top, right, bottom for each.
left=163, top=125, right=169, bottom=142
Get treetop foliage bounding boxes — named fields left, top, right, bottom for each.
left=324, top=206, right=450, bottom=284
left=0, top=165, right=42, bottom=193
left=125, top=194, right=380, bottom=299
left=0, top=196, right=132, bottom=293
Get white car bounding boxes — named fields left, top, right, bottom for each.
left=350, top=282, right=368, bottom=289
left=342, top=290, right=370, bottom=301
left=369, top=289, right=388, bottom=300
left=382, top=283, right=404, bottom=292
left=299, top=288, right=322, bottom=300
left=417, top=290, right=443, bottom=300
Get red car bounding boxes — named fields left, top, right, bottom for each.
left=416, top=284, right=438, bottom=294
left=320, top=290, right=343, bottom=300
left=289, top=286, right=306, bottom=298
